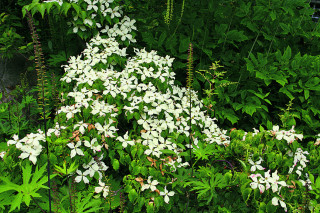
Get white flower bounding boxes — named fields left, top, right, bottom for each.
left=141, top=176, right=159, bottom=191
left=75, top=170, right=89, bottom=184
left=106, top=6, right=122, bottom=19
left=248, top=157, right=265, bottom=172
left=7, top=134, right=19, bottom=146
left=87, top=0, right=98, bottom=11
left=272, top=197, right=287, bottom=212
left=117, top=132, right=134, bottom=148
left=67, top=141, right=84, bottom=158
left=249, top=174, right=266, bottom=194
left=95, top=180, right=110, bottom=197
left=0, top=151, right=6, bottom=159
left=160, top=186, right=175, bottom=204
left=74, top=121, right=89, bottom=134
left=19, top=146, right=42, bottom=165
left=84, top=138, right=102, bottom=153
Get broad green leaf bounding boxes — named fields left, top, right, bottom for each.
left=37, top=4, right=46, bottom=18
left=45, top=2, right=55, bottom=15
left=304, top=89, right=310, bottom=100
left=61, top=2, right=71, bottom=16
left=112, top=159, right=120, bottom=170
left=158, top=31, right=167, bottom=47
left=128, top=189, right=138, bottom=202
left=179, top=37, right=190, bottom=53
left=242, top=188, right=251, bottom=203
left=283, top=46, right=292, bottom=61
left=71, top=3, right=81, bottom=15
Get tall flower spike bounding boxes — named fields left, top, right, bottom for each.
left=26, top=10, right=52, bottom=213
left=186, top=43, right=193, bottom=89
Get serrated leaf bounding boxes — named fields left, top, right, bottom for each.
left=283, top=46, right=291, bottom=61
left=9, top=193, right=23, bottom=212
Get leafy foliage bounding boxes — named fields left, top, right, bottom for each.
left=0, top=162, right=55, bottom=212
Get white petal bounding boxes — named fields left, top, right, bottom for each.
left=29, top=155, right=37, bottom=164
left=83, top=176, right=89, bottom=184
left=272, top=197, right=279, bottom=206
left=19, top=152, right=29, bottom=159
left=70, top=150, right=76, bottom=158
left=164, top=195, right=170, bottom=203
left=168, top=191, right=175, bottom=196
left=76, top=148, right=84, bottom=156
left=75, top=176, right=82, bottom=183
left=95, top=186, right=103, bottom=193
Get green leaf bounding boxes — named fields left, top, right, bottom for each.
left=242, top=188, right=252, bottom=204
left=304, top=89, right=310, bottom=100
left=283, top=46, right=292, bottom=61
left=9, top=193, right=23, bottom=212
left=61, top=2, right=71, bottom=16
left=128, top=189, right=138, bottom=203
left=71, top=3, right=81, bottom=15
left=37, top=4, right=46, bottom=18
left=158, top=31, right=167, bottom=47
left=179, top=37, right=190, bottom=53
left=270, top=11, right=276, bottom=21
left=0, top=163, right=54, bottom=212
left=316, top=176, right=320, bottom=189
left=45, top=2, right=55, bottom=15
left=226, top=30, right=248, bottom=42
left=112, top=159, right=120, bottom=170
left=266, top=200, right=277, bottom=213
left=237, top=159, right=248, bottom=173
left=54, top=161, right=78, bottom=176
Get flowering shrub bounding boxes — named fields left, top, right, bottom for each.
left=1, top=0, right=320, bottom=212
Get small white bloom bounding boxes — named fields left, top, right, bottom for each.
left=248, top=157, right=265, bottom=172
left=160, top=186, right=175, bottom=204
left=249, top=174, right=266, bottom=194
left=75, top=170, right=89, bottom=184
left=141, top=176, right=159, bottom=191
left=67, top=141, right=84, bottom=158
left=95, top=180, right=110, bottom=197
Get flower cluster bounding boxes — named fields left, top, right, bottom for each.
left=54, top=23, right=230, bottom=199
left=249, top=170, right=287, bottom=194
left=7, top=131, right=45, bottom=165
left=249, top=170, right=288, bottom=211
left=45, top=0, right=138, bottom=43
left=270, top=125, right=303, bottom=144
left=288, top=148, right=309, bottom=177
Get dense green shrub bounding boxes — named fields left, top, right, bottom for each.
left=129, top=0, right=320, bottom=135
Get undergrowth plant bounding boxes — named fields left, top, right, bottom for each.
left=0, top=0, right=320, bottom=213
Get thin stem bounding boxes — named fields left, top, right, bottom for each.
left=31, top=196, right=46, bottom=213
